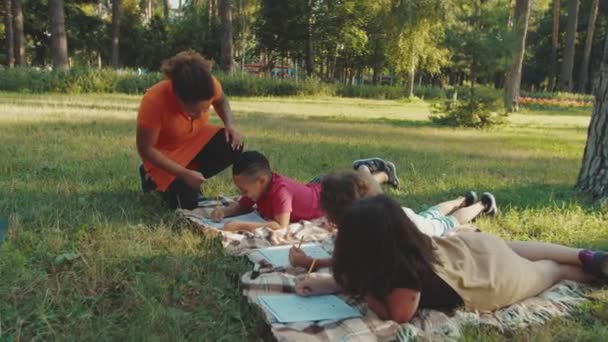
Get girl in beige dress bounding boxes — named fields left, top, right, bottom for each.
left=296, top=195, right=608, bottom=323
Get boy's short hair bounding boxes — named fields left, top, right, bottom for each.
left=161, top=50, right=215, bottom=103
left=232, top=151, right=272, bottom=178
left=320, top=171, right=384, bottom=223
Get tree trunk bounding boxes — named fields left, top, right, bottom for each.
left=558, top=0, right=579, bottom=92
left=219, top=0, right=233, bottom=72
left=577, top=0, right=599, bottom=94
left=110, top=0, right=120, bottom=68
left=304, top=0, right=314, bottom=76
left=163, top=0, right=170, bottom=18
left=407, top=51, right=416, bottom=98
left=49, top=0, right=69, bottom=71
left=3, top=0, right=14, bottom=67
left=146, top=0, right=152, bottom=21
left=12, top=0, right=25, bottom=66
left=576, top=31, right=608, bottom=203
left=372, top=65, right=379, bottom=85
left=548, top=0, right=560, bottom=91
left=504, top=0, right=531, bottom=112
left=208, top=0, right=216, bottom=27
left=178, top=0, right=182, bottom=17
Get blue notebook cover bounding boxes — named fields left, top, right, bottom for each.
left=258, top=294, right=362, bottom=323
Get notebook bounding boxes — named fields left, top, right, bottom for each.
left=198, top=211, right=266, bottom=229
left=259, top=243, right=331, bottom=267
left=258, top=294, right=362, bottom=323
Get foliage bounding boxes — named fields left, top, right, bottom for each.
left=0, top=67, right=452, bottom=99
left=430, top=86, right=507, bottom=128
left=443, top=0, right=515, bottom=83
left=385, top=0, right=449, bottom=89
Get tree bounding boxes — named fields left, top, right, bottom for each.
left=49, top=0, right=70, bottom=70
left=444, top=0, right=513, bottom=88
left=219, top=0, right=234, bottom=72
left=504, top=0, right=531, bottom=112
left=548, top=0, right=559, bottom=91
left=12, top=0, right=25, bottom=66
left=144, top=0, right=151, bottom=21
left=111, top=0, right=120, bottom=68
left=163, top=0, right=170, bottom=18
left=386, top=0, right=448, bottom=97
left=304, top=0, right=313, bottom=76
left=576, top=30, right=608, bottom=203
left=3, top=0, right=15, bottom=67
left=557, top=0, right=579, bottom=92
left=577, top=0, right=599, bottom=94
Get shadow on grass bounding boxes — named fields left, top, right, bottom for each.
left=390, top=182, right=584, bottom=211
left=0, top=98, right=138, bottom=113
left=519, top=106, right=592, bottom=117
left=0, top=235, right=273, bottom=340
left=302, top=115, right=436, bottom=128
left=0, top=115, right=589, bottom=227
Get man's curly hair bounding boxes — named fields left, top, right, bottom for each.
left=161, top=50, right=215, bottom=103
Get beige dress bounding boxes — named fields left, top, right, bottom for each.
left=431, top=232, right=550, bottom=311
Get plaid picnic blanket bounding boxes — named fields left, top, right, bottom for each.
left=177, top=198, right=591, bottom=341
left=241, top=271, right=589, bottom=341
left=177, top=196, right=335, bottom=255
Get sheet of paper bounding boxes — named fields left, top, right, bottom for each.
left=259, top=243, right=331, bottom=267
left=258, top=294, right=361, bottom=323
left=198, top=211, right=266, bottom=229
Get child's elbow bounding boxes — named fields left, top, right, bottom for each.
left=388, top=307, right=415, bottom=323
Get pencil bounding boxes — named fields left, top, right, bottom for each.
left=297, top=235, right=304, bottom=249
left=306, top=258, right=317, bottom=278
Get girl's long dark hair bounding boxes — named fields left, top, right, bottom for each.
left=332, top=195, right=439, bottom=299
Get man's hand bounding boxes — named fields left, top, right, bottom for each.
left=224, top=124, right=243, bottom=150
left=181, top=169, right=206, bottom=189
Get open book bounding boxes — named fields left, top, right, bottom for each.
left=258, top=294, right=362, bottom=323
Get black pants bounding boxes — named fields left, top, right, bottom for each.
left=162, top=129, right=242, bottom=209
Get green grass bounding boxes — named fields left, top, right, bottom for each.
left=1, top=92, right=607, bottom=340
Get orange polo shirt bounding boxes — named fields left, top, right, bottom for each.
left=137, top=78, right=223, bottom=191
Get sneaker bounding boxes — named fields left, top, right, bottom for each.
left=582, top=251, right=608, bottom=281
left=352, top=157, right=387, bottom=174
left=464, top=191, right=478, bottom=207
left=385, top=161, right=401, bottom=189
left=139, top=164, right=156, bottom=193
left=597, top=252, right=608, bottom=280
left=480, top=192, right=497, bottom=216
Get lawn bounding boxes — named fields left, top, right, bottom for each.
left=0, top=92, right=607, bottom=341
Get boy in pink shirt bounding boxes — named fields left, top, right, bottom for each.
left=210, top=151, right=398, bottom=232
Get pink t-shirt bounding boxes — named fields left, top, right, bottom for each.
left=239, top=173, right=323, bottom=222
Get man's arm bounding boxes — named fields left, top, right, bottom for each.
left=136, top=126, right=205, bottom=189
left=212, top=95, right=242, bottom=149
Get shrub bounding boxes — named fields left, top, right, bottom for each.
left=430, top=86, right=506, bottom=128
left=0, top=67, right=452, bottom=100
left=413, top=85, right=447, bottom=100
left=336, top=84, right=406, bottom=99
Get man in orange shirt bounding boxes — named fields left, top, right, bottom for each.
left=136, top=51, right=243, bottom=209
